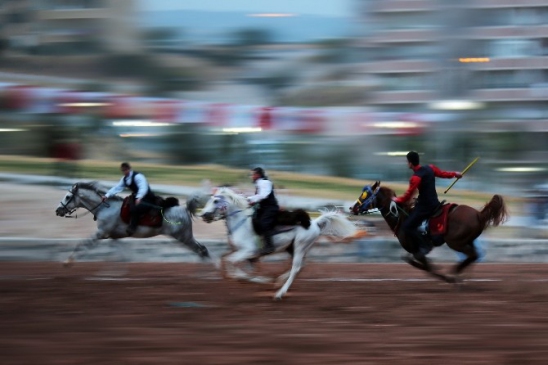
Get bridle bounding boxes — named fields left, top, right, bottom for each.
left=58, top=184, right=109, bottom=219
left=357, top=186, right=400, bottom=219
left=202, top=194, right=251, bottom=234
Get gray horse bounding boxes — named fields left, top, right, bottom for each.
left=55, top=181, right=218, bottom=268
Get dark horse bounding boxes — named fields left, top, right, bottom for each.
left=351, top=181, right=508, bottom=282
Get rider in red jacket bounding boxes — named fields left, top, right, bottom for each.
left=394, top=151, right=462, bottom=259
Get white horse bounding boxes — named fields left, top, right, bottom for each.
left=199, top=187, right=359, bottom=300
left=55, top=181, right=219, bottom=268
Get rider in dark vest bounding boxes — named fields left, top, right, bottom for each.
left=102, top=162, right=156, bottom=236
left=247, top=167, right=279, bottom=255
left=393, top=151, right=462, bottom=259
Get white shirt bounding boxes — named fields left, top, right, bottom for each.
left=105, top=171, right=149, bottom=200
left=247, top=178, right=273, bottom=204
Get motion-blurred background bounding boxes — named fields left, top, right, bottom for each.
left=0, top=0, right=547, bottom=217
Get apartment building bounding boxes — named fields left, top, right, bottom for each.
left=357, top=0, right=548, bottom=121
left=0, top=0, right=140, bottom=54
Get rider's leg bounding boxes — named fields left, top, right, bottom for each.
left=259, top=209, right=277, bottom=255
left=127, top=201, right=148, bottom=236
left=402, top=209, right=431, bottom=259
left=260, top=230, right=275, bottom=255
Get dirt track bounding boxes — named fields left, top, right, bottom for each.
left=3, top=183, right=548, bottom=364
left=2, top=262, right=548, bottom=364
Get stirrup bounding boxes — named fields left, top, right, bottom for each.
left=260, top=245, right=275, bottom=255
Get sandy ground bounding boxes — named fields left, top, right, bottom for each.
left=1, top=262, right=548, bottom=364
left=3, top=184, right=548, bottom=364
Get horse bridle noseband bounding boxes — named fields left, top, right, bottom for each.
left=359, top=186, right=399, bottom=219
left=59, top=184, right=109, bottom=218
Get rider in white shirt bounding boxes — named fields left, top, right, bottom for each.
left=102, top=162, right=155, bottom=236
left=247, top=167, right=279, bottom=255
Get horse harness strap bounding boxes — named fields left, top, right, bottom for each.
left=226, top=209, right=247, bottom=235
left=64, top=184, right=110, bottom=220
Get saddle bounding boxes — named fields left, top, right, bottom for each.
left=424, top=202, right=458, bottom=236
left=252, top=208, right=311, bottom=236
left=120, top=195, right=179, bottom=228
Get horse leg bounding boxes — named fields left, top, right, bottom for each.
left=274, top=269, right=292, bottom=289
left=274, top=250, right=306, bottom=300
left=63, top=231, right=103, bottom=267
left=452, top=241, right=479, bottom=279
left=273, top=245, right=296, bottom=288
left=409, top=253, right=455, bottom=284
left=224, top=249, right=272, bottom=283
left=97, top=239, right=128, bottom=277
left=177, top=237, right=220, bottom=270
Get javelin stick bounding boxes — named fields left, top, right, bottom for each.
left=444, top=157, right=480, bottom=194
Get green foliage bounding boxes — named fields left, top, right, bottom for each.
left=102, top=53, right=202, bottom=94
left=278, top=86, right=369, bottom=107
left=231, top=28, right=273, bottom=47
left=0, top=37, right=8, bottom=55
left=253, top=71, right=296, bottom=92
left=142, top=27, right=181, bottom=43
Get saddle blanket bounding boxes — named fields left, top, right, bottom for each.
left=429, top=203, right=457, bottom=236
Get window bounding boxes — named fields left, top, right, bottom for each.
left=489, top=39, right=541, bottom=58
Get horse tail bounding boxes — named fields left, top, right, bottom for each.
left=479, top=194, right=509, bottom=230
left=185, top=193, right=203, bottom=218
left=314, top=211, right=357, bottom=240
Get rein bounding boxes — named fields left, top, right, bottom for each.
left=226, top=209, right=248, bottom=235
left=213, top=195, right=252, bottom=235
left=62, top=185, right=110, bottom=220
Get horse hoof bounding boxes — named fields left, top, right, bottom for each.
left=273, top=295, right=283, bottom=301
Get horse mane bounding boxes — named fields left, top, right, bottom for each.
left=216, top=187, right=249, bottom=209
left=76, top=181, right=123, bottom=201
left=378, top=186, right=412, bottom=210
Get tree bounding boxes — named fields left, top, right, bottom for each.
left=0, top=37, right=8, bottom=56
left=231, top=28, right=272, bottom=47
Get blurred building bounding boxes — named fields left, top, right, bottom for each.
left=0, top=0, right=140, bottom=54
left=357, top=0, right=548, bottom=120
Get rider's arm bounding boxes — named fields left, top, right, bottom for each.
left=247, top=179, right=273, bottom=204
left=394, top=175, right=421, bottom=204
left=105, top=177, right=126, bottom=198
left=430, top=164, right=461, bottom=179
left=133, top=173, right=149, bottom=200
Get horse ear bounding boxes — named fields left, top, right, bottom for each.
left=372, top=181, right=380, bottom=190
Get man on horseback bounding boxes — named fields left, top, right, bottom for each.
left=394, top=151, right=462, bottom=259
left=247, top=167, right=279, bottom=255
left=101, top=162, right=156, bottom=236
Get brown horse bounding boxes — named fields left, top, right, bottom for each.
left=351, top=181, right=508, bottom=282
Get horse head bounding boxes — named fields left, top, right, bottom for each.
left=200, top=187, right=248, bottom=223
left=55, top=182, right=107, bottom=217
left=350, top=181, right=381, bottom=215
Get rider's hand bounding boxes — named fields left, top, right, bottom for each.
left=455, top=172, right=463, bottom=179
left=101, top=196, right=107, bottom=202
left=136, top=198, right=142, bottom=205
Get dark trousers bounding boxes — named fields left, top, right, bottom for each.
left=255, top=206, right=278, bottom=234
left=129, top=194, right=155, bottom=228
left=255, top=205, right=278, bottom=251
left=402, top=205, right=435, bottom=254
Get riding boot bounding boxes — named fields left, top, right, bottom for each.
left=260, top=231, right=275, bottom=255
left=408, top=230, right=432, bottom=260
left=126, top=219, right=137, bottom=236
